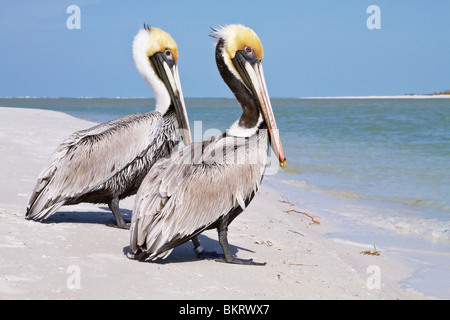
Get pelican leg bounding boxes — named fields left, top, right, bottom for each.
left=192, top=236, right=220, bottom=258
left=216, top=227, right=266, bottom=266
left=191, top=236, right=204, bottom=255
left=108, top=197, right=130, bottom=229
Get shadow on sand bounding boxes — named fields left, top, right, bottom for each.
left=122, top=233, right=256, bottom=265
left=29, top=207, right=256, bottom=264
left=40, top=206, right=131, bottom=226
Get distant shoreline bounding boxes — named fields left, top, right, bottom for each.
left=300, top=94, right=450, bottom=99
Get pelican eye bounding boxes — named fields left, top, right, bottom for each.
left=164, top=49, right=172, bottom=58
left=244, top=46, right=253, bottom=54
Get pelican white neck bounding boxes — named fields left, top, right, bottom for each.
left=227, top=112, right=263, bottom=137
left=133, top=28, right=171, bottom=114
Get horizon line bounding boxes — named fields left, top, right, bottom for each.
left=1, top=94, right=450, bottom=100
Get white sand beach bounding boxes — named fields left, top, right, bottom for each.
left=0, top=107, right=432, bottom=300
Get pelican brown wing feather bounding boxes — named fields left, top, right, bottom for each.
left=26, top=112, right=163, bottom=220
left=130, top=134, right=267, bottom=260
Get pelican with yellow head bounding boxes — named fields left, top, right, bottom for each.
left=26, top=26, right=191, bottom=230
left=130, top=24, right=286, bottom=265
left=213, top=24, right=286, bottom=168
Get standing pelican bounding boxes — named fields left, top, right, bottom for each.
left=129, top=24, right=286, bottom=265
left=25, top=26, right=191, bottom=230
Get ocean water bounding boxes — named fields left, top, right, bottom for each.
left=272, top=98, right=450, bottom=236
left=2, top=97, right=450, bottom=297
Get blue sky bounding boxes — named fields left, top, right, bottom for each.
left=1, top=1, right=449, bottom=98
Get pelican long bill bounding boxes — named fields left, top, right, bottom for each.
left=231, top=51, right=287, bottom=168
left=149, top=52, right=191, bottom=146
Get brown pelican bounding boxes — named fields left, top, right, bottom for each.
left=25, top=26, right=191, bottom=230
left=129, top=24, right=286, bottom=265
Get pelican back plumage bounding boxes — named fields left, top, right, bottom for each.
left=130, top=129, right=269, bottom=260
left=26, top=110, right=178, bottom=222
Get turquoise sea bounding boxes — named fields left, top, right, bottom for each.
left=2, top=97, right=450, bottom=298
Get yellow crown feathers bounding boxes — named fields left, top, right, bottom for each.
left=144, top=25, right=178, bottom=62
left=212, top=24, right=263, bottom=61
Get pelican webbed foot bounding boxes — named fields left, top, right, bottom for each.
left=126, top=248, right=149, bottom=262
left=107, top=222, right=131, bottom=229
left=126, top=250, right=139, bottom=260
left=214, top=256, right=266, bottom=266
